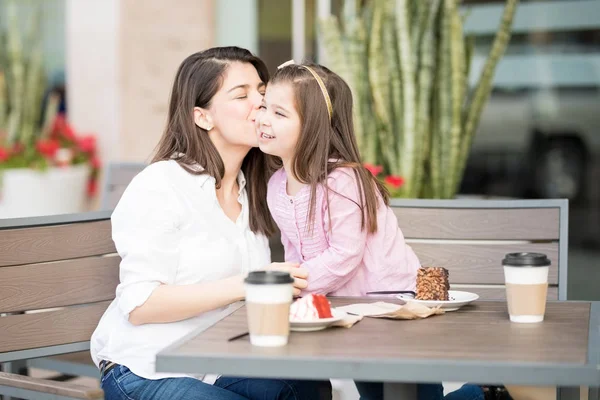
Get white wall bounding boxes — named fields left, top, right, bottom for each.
left=66, top=0, right=216, bottom=169
left=66, top=0, right=120, bottom=168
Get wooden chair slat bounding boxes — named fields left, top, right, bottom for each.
left=0, top=301, right=111, bottom=353
left=0, top=256, right=120, bottom=313
left=410, top=241, right=559, bottom=285
left=394, top=207, right=560, bottom=240
left=0, top=371, right=103, bottom=399
left=0, top=220, right=116, bottom=267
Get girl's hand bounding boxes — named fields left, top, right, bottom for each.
left=265, top=262, right=308, bottom=296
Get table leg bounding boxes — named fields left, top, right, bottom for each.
left=384, top=382, right=417, bottom=400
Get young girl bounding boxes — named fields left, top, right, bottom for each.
left=256, top=61, right=486, bottom=400
left=257, top=62, right=419, bottom=297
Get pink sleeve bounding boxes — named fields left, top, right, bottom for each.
left=280, top=229, right=302, bottom=263
left=267, top=169, right=302, bottom=263
left=301, top=170, right=368, bottom=295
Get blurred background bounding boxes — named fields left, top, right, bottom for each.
left=0, top=0, right=598, bottom=300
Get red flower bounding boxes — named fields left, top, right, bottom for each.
left=36, top=139, right=61, bottom=158
left=91, top=156, right=102, bottom=169
left=384, top=175, right=405, bottom=189
left=364, top=163, right=383, bottom=176
left=77, top=135, right=96, bottom=153
left=63, top=125, right=76, bottom=140
left=51, top=115, right=67, bottom=137
left=0, top=146, right=9, bottom=162
left=51, top=115, right=76, bottom=140
left=87, top=180, right=98, bottom=197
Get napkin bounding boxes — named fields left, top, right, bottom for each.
left=336, top=301, right=444, bottom=320
left=330, top=312, right=363, bottom=328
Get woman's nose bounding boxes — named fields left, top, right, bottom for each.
left=250, top=91, right=263, bottom=108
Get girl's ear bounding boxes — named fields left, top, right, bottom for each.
left=193, top=107, right=214, bottom=131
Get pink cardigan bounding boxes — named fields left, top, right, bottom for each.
left=267, top=167, right=420, bottom=296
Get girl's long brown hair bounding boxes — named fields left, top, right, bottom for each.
left=153, top=47, right=276, bottom=236
left=271, top=64, right=389, bottom=234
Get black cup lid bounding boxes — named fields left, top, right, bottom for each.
left=502, top=252, right=551, bottom=267
left=244, top=270, right=294, bottom=285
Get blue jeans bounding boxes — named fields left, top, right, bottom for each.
left=100, top=364, right=249, bottom=399
left=100, top=364, right=331, bottom=400
left=355, top=382, right=484, bottom=400
left=214, top=376, right=332, bottom=400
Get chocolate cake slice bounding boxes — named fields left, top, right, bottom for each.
left=416, top=266, right=450, bottom=300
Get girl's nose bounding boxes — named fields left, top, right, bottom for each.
left=257, top=112, right=271, bottom=129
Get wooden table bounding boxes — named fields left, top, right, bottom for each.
left=156, top=298, right=600, bottom=400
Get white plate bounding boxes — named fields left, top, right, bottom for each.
left=290, top=308, right=347, bottom=332
left=396, top=290, right=479, bottom=311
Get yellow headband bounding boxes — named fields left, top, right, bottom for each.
left=277, top=60, right=333, bottom=121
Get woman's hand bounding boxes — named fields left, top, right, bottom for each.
left=265, top=262, right=308, bottom=296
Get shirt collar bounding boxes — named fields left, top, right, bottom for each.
left=172, top=153, right=246, bottom=193
left=196, top=166, right=246, bottom=195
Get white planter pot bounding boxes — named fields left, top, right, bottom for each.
left=0, top=164, right=90, bottom=218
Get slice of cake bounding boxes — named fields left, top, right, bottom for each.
left=416, top=266, right=450, bottom=300
left=289, top=294, right=333, bottom=320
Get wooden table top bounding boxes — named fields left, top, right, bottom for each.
left=157, top=298, right=600, bottom=386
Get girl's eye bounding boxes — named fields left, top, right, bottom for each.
left=259, top=105, right=266, bottom=110
left=275, top=112, right=285, bottom=117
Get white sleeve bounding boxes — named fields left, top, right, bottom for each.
left=111, top=165, right=183, bottom=318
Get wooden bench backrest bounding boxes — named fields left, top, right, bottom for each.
left=391, top=199, right=568, bottom=301
left=0, top=212, right=119, bottom=363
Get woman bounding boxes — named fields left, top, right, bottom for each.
left=90, top=47, right=330, bottom=400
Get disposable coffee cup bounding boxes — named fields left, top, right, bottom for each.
left=502, top=252, right=550, bottom=323
left=244, top=271, right=294, bottom=347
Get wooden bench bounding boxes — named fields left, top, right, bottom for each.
left=390, top=198, right=568, bottom=301
left=0, top=211, right=117, bottom=399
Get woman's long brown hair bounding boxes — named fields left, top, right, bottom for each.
left=271, top=64, right=389, bottom=234
left=152, top=47, right=276, bottom=236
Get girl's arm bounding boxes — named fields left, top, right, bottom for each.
left=280, top=229, right=302, bottom=263
left=300, top=170, right=369, bottom=294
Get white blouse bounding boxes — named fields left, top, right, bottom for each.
left=90, top=160, right=271, bottom=380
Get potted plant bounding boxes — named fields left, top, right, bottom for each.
left=0, top=1, right=100, bottom=218
left=319, top=0, right=519, bottom=198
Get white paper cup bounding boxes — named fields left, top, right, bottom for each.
left=244, top=271, right=294, bottom=347
left=503, top=253, right=550, bottom=323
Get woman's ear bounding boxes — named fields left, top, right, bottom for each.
left=193, top=107, right=214, bottom=131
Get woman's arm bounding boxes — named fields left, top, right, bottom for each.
left=128, top=275, right=244, bottom=325
left=129, top=262, right=307, bottom=326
